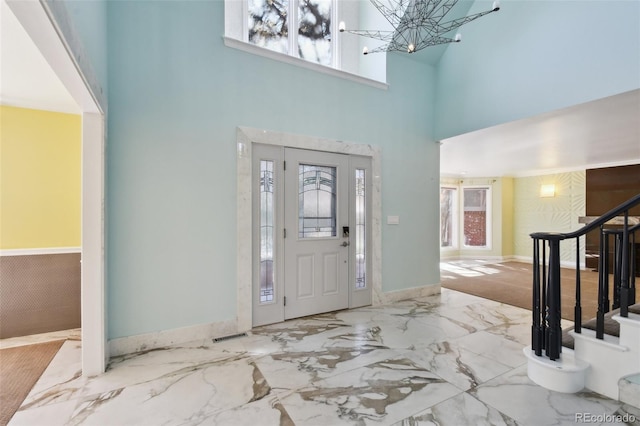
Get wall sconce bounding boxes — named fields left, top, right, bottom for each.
left=540, top=184, right=556, bottom=198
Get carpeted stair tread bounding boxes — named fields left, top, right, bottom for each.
left=562, top=303, right=640, bottom=350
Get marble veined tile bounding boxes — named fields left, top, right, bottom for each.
left=453, top=330, right=527, bottom=369
left=404, top=341, right=514, bottom=392
left=196, top=394, right=295, bottom=426
left=64, top=355, right=272, bottom=425
left=438, top=301, right=531, bottom=330
left=251, top=315, right=354, bottom=350
left=392, top=391, right=520, bottom=426
left=20, top=340, right=87, bottom=410
left=255, top=345, right=402, bottom=392
left=11, top=288, right=628, bottom=426
left=9, top=397, right=79, bottom=426
left=280, top=355, right=462, bottom=425
left=80, top=345, right=254, bottom=399
left=471, top=365, right=622, bottom=426
left=376, top=312, right=478, bottom=350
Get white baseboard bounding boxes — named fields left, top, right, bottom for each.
left=109, top=283, right=446, bottom=358
left=0, top=247, right=81, bottom=256
left=440, top=255, right=517, bottom=263
left=512, top=255, right=587, bottom=270
left=108, top=319, right=238, bottom=357
left=374, top=283, right=441, bottom=305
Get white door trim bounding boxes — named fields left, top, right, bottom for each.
left=7, top=0, right=107, bottom=375
left=236, top=127, right=382, bottom=331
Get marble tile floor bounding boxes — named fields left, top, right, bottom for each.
left=7, top=289, right=639, bottom=426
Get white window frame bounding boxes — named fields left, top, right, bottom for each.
left=223, top=0, right=388, bottom=88
left=440, top=186, right=458, bottom=250
left=247, top=0, right=340, bottom=68
left=460, top=185, right=492, bottom=250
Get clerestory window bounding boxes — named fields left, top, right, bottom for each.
left=248, top=0, right=334, bottom=66
left=224, top=0, right=388, bottom=86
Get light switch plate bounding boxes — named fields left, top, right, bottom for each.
left=387, top=215, right=400, bottom=225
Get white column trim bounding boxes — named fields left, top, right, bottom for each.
left=7, top=0, right=107, bottom=375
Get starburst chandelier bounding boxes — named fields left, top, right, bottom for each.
left=339, top=0, right=500, bottom=55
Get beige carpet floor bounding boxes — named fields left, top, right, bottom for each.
left=441, top=261, right=609, bottom=322
left=0, top=340, right=64, bottom=426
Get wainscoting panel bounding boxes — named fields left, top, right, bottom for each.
left=0, top=253, right=80, bottom=338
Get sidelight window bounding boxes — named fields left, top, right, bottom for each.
left=355, top=168, right=366, bottom=289
left=260, top=160, right=275, bottom=302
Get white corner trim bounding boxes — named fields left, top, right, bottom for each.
left=223, top=37, right=389, bottom=91
left=0, top=247, right=82, bottom=256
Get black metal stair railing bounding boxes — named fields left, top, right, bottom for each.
left=530, top=193, right=640, bottom=361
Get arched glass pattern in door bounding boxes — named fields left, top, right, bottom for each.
left=298, top=164, right=337, bottom=238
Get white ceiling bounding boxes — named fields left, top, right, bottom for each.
left=0, top=0, right=79, bottom=114
left=2, top=1, right=638, bottom=178
left=440, top=90, right=640, bottom=177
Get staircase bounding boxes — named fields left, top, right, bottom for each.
left=524, top=194, right=640, bottom=403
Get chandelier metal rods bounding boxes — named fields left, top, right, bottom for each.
left=339, top=0, right=500, bottom=54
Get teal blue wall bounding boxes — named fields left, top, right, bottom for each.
left=435, top=0, right=640, bottom=140
left=46, top=0, right=108, bottom=111
left=106, top=1, right=440, bottom=339
left=54, top=0, right=639, bottom=341
left=63, top=0, right=108, bottom=98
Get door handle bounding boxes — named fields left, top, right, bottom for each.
left=341, top=241, right=350, bottom=247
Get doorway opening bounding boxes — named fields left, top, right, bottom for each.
left=236, top=127, right=382, bottom=330
left=4, top=0, right=107, bottom=375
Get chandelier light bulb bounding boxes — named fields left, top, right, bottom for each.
left=492, top=1, right=500, bottom=11
left=408, top=43, right=415, bottom=53
left=363, top=46, right=369, bottom=55
left=339, top=21, right=346, bottom=32
left=455, top=33, right=462, bottom=42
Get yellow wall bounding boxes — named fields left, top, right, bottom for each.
left=441, top=172, right=586, bottom=263
left=0, top=106, right=81, bottom=249
left=513, top=171, right=586, bottom=263
left=501, top=177, right=514, bottom=257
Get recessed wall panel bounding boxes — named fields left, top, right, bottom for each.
left=323, top=252, right=339, bottom=295
left=296, top=254, right=314, bottom=298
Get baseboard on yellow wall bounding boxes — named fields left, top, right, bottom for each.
left=0, top=247, right=81, bottom=256
left=441, top=255, right=517, bottom=263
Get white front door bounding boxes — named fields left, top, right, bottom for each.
left=283, top=148, right=350, bottom=319
left=251, top=143, right=372, bottom=327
